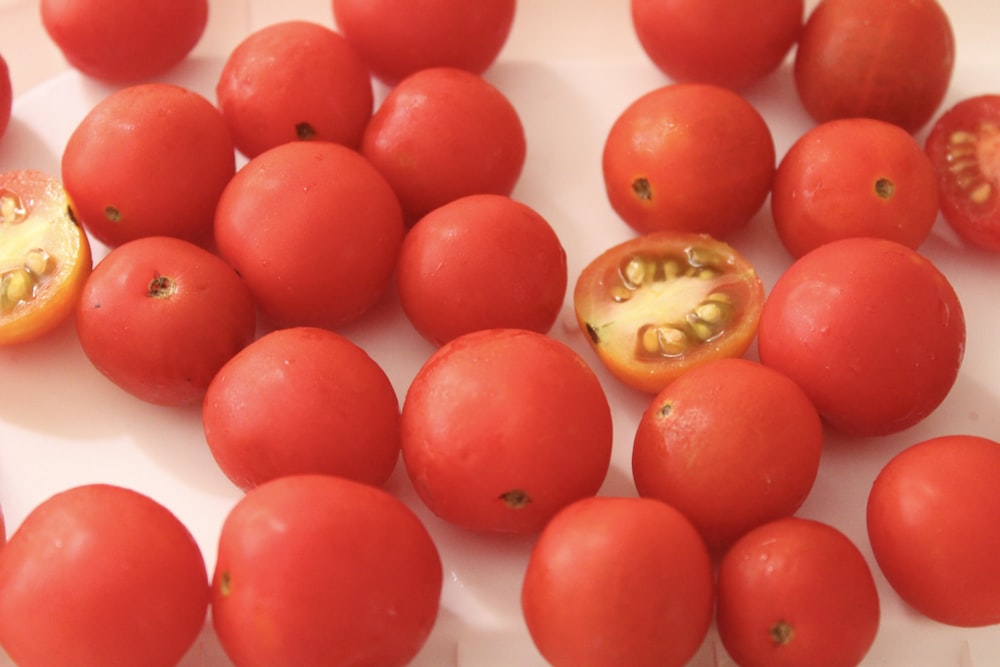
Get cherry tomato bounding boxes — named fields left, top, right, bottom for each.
left=40, top=0, right=208, bottom=83
left=62, top=83, right=236, bottom=247
left=211, top=474, right=442, bottom=667
left=1, top=170, right=92, bottom=346
left=361, top=67, right=526, bottom=224
left=867, top=434, right=1000, bottom=627
left=396, top=193, right=567, bottom=346
left=0, top=484, right=209, bottom=667
left=632, top=358, right=823, bottom=552
left=573, top=231, right=765, bottom=394
left=75, top=236, right=257, bottom=407
left=602, top=82, right=775, bottom=238
left=716, top=517, right=880, bottom=667
left=630, top=0, right=804, bottom=91
left=400, top=328, right=613, bottom=534
left=793, top=0, right=955, bottom=133
left=331, top=0, right=516, bottom=85
left=214, top=140, right=405, bottom=330
left=771, top=117, right=940, bottom=258
left=203, top=326, right=401, bottom=491
left=757, top=237, right=965, bottom=436
left=521, top=496, right=714, bottom=667
left=216, top=20, right=374, bottom=159
left=924, top=94, right=1000, bottom=252
left=0, top=54, right=10, bottom=141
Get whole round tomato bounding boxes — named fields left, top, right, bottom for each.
left=793, top=0, right=955, bottom=133
left=924, top=94, right=1000, bottom=252
left=0, top=484, right=209, bottom=667
left=214, top=140, right=405, bottom=330
left=757, top=237, right=965, bottom=436
left=75, top=236, right=257, bottom=407
left=716, top=517, right=880, bottom=667
left=771, top=117, right=940, bottom=258
left=40, top=0, right=208, bottom=83
left=396, top=194, right=567, bottom=346
left=867, top=434, right=1000, bottom=627
left=203, top=326, right=401, bottom=491
left=361, top=67, right=526, bottom=224
left=216, top=20, right=374, bottom=159
left=400, top=328, right=613, bottom=534
left=62, top=83, right=235, bottom=247
left=602, top=82, right=775, bottom=238
left=573, top=231, right=765, bottom=394
left=331, top=0, right=516, bottom=85
left=630, top=0, right=804, bottom=90
left=1, top=170, right=92, bottom=346
left=0, top=54, right=10, bottom=141
left=211, top=474, right=442, bottom=667
left=521, top=496, right=714, bottom=667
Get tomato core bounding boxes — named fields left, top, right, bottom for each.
left=148, top=275, right=177, bottom=299
left=874, top=177, right=894, bottom=199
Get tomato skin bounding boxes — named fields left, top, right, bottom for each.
left=75, top=236, right=257, bottom=407
left=716, top=517, right=880, bottom=667
left=771, top=117, right=940, bottom=258
left=793, top=0, right=955, bottom=133
left=0, top=54, right=10, bottom=141
left=630, top=0, right=804, bottom=91
left=211, top=474, right=443, bottom=667
left=757, top=237, right=965, bottom=436
left=521, top=496, right=714, bottom=667
left=400, top=328, right=613, bottom=534
left=867, top=434, right=1000, bottom=627
left=0, top=484, right=209, bottom=667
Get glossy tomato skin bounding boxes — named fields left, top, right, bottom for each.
left=396, top=194, right=567, bottom=346
left=211, top=474, right=443, bottom=667
left=772, top=117, right=940, bottom=258
left=75, top=236, right=257, bottom=407
left=40, top=0, right=207, bottom=83
left=332, top=0, right=516, bottom=85
left=0, top=484, right=209, bottom=667
left=521, top=496, right=714, bottom=667
left=401, top=328, right=613, bottom=534
left=757, top=237, right=965, bottom=436
left=793, top=0, right=954, bottom=133
left=203, top=326, right=401, bottom=491
left=0, top=54, right=10, bottom=141
left=716, top=517, right=880, bottom=667
left=216, top=20, right=374, bottom=159
left=631, top=0, right=804, bottom=91
left=574, top=231, right=765, bottom=394
left=867, top=435, right=1000, bottom=626
left=925, top=94, right=1000, bottom=252
left=62, top=83, right=236, bottom=247
left=361, top=67, right=526, bottom=224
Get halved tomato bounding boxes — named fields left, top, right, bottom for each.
left=573, top=232, right=764, bottom=394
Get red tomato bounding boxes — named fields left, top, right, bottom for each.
left=924, top=94, right=1000, bottom=252
left=331, top=0, right=516, bottom=85
left=216, top=20, right=374, bottom=159
left=211, top=474, right=442, bottom=667
left=793, top=0, right=955, bottom=133
left=521, top=496, right=714, bottom=667
left=771, top=117, right=940, bottom=258
left=0, top=54, right=10, bottom=141
left=61, top=83, right=235, bottom=247
left=203, top=326, right=401, bottom=491
left=40, top=0, right=207, bottom=83
left=0, top=484, right=209, bottom=667
left=396, top=194, right=567, bottom=346
left=214, top=140, right=405, bottom=330
left=573, top=231, right=765, bottom=394
left=75, top=236, right=257, bottom=407
left=716, top=517, right=880, bottom=667
left=757, top=237, right=965, bottom=436
left=400, top=328, right=613, bottom=534
left=361, top=67, right=526, bottom=224
left=630, top=0, right=804, bottom=91
left=867, top=434, right=1000, bottom=627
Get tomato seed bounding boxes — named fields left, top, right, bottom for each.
left=0, top=191, right=25, bottom=225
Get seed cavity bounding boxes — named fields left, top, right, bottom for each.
left=944, top=122, right=999, bottom=206
left=1, top=248, right=57, bottom=313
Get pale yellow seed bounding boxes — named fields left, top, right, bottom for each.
left=705, top=291, right=732, bottom=304
left=970, top=182, right=993, bottom=204
left=662, top=259, right=681, bottom=279
left=24, top=249, right=52, bottom=276
left=697, top=268, right=717, bottom=280
left=691, top=320, right=715, bottom=341
left=1, top=193, right=20, bottom=225
left=4, top=269, right=33, bottom=304
left=611, top=286, right=632, bottom=303
left=622, top=257, right=648, bottom=288
left=642, top=326, right=688, bottom=356
left=950, top=130, right=978, bottom=145
left=695, top=302, right=725, bottom=325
